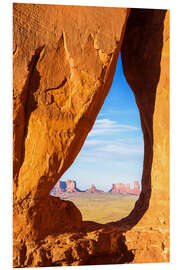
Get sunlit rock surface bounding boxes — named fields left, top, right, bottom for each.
left=13, top=4, right=169, bottom=267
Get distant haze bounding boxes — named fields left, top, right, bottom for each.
left=61, top=54, right=144, bottom=192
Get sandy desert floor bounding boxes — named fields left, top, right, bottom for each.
left=58, top=192, right=139, bottom=224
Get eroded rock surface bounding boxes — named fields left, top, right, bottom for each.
left=13, top=3, right=129, bottom=267
left=13, top=4, right=128, bottom=202
left=121, top=8, right=169, bottom=263
left=13, top=4, right=169, bottom=267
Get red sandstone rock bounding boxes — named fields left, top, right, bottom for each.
left=110, top=181, right=140, bottom=195
left=85, top=184, right=104, bottom=193
left=121, top=8, right=169, bottom=263
left=13, top=3, right=169, bottom=267
left=13, top=4, right=128, bottom=252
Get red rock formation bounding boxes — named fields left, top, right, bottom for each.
left=65, top=180, right=79, bottom=192
left=126, top=184, right=131, bottom=193
left=13, top=4, right=169, bottom=267
left=110, top=181, right=141, bottom=195
left=85, top=184, right=104, bottom=193
left=121, top=8, right=169, bottom=263
left=132, top=181, right=140, bottom=195
left=13, top=5, right=128, bottom=256
left=51, top=180, right=82, bottom=195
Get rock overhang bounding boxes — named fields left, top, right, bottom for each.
left=13, top=4, right=169, bottom=267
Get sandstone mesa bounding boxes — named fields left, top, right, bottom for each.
left=51, top=180, right=140, bottom=196
left=51, top=179, right=81, bottom=194
left=110, top=181, right=140, bottom=195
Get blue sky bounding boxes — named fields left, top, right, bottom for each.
left=61, top=54, right=144, bottom=191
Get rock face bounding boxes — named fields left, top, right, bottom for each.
left=121, top=8, right=169, bottom=263
left=13, top=4, right=169, bottom=267
left=85, top=184, right=104, bottom=193
left=110, top=181, right=140, bottom=195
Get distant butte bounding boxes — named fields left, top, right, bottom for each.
left=51, top=179, right=82, bottom=196
left=51, top=180, right=140, bottom=196
left=109, top=181, right=141, bottom=195
left=85, top=184, right=104, bottom=193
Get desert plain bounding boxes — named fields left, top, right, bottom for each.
left=59, top=192, right=139, bottom=224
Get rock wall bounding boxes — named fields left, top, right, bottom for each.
left=13, top=4, right=129, bottom=266
left=121, top=8, right=169, bottom=262
left=13, top=4, right=169, bottom=267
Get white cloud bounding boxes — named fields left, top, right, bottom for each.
left=85, top=139, right=105, bottom=146
left=77, top=137, right=144, bottom=164
left=72, top=118, right=144, bottom=164
left=99, top=144, right=143, bottom=154
left=88, top=118, right=139, bottom=137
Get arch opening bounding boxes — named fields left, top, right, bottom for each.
left=13, top=4, right=169, bottom=267
left=50, top=53, right=144, bottom=225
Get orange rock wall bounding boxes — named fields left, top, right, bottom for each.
left=121, top=9, right=169, bottom=262
left=13, top=4, right=169, bottom=267
left=13, top=4, right=128, bottom=202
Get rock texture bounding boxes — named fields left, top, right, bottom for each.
left=110, top=181, right=140, bottom=195
left=13, top=3, right=169, bottom=267
left=85, top=184, right=104, bottom=193
left=121, top=8, right=170, bottom=263
left=13, top=3, right=129, bottom=266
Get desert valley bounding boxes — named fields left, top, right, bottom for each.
left=51, top=180, right=140, bottom=223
